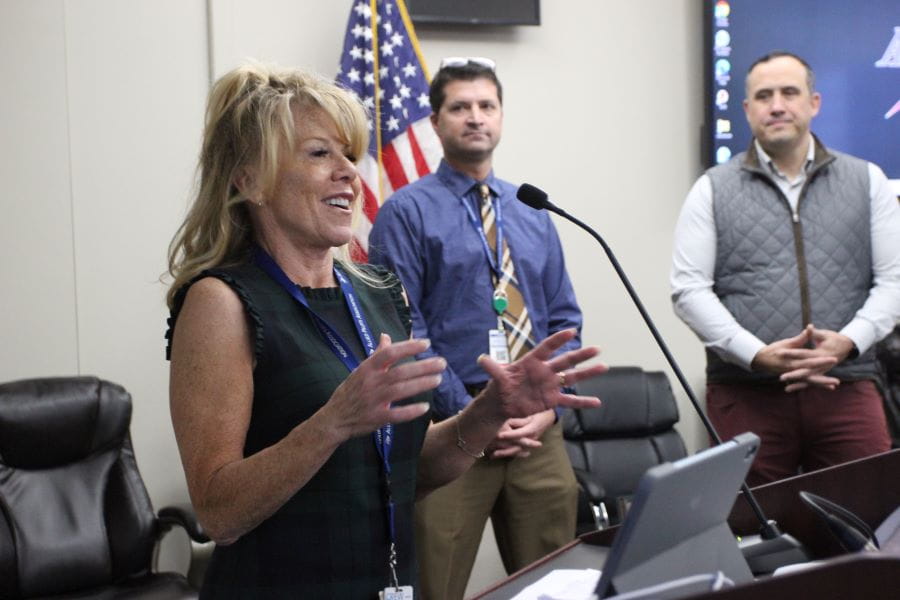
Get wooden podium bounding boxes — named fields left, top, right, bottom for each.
left=469, top=449, right=900, bottom=600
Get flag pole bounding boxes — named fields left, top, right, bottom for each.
left=369, top=0, right=385, bottom=204
left=396, top=0, right=430, bottom=82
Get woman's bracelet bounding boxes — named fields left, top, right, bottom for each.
left=455, top=410, right=486, bottom=459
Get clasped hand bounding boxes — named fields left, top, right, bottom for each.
left=751, top=324, right=855, bottom=392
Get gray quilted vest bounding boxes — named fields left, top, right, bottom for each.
left=705, top=137, right=878, bottom=384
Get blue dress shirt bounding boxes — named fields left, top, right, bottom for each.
left=369, top=160, right=583, bottom=420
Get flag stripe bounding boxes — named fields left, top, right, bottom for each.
left=387, top=133, right=420, bottom=184
left=381, top=143, right=411, bottom=191
left=360, top=181, right=380, bottom=226
left=406, top=126, right=431, bottom=178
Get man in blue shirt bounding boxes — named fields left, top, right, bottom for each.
left=369, top=58, right=583, bottom=600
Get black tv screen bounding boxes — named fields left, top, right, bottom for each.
left=703, top=0, right=900, bottom=194
left=407, top=0, right=539, bottom=26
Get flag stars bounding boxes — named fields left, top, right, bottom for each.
left=347, top=68, right=361, bottom=83
left=363, top=96, right=375, bottom=109
left=364, top=72, right=375, bottom=86
left=381, top=40, right=394, bottom=56
left=380, top=65, right=389, bottom=79
left=362, top=26, right=373, bottom=41
left=399, top=84, right=410, bottom=99
left=364, top=49, right=374, bottom=63
left=391, top=32, right=403, bottom=46
left=402, top=63, right=417, bottom=77
left=383, top=22, right=393, bottom=35
left=389, top=94, right=403, bottom=110
left=349, top=46, right=363, bottom=60
left=386, top=116, right=400, bottom=131
left=393, top=75, right=401, bottom=87
left=351, top=24, right=364, bottom=38
left=417, top=93, right=429, bottom=107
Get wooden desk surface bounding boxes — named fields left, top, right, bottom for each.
left=468, top=449, right=900, bottom=600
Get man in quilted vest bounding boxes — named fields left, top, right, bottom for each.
left=671, top=51, right=900, bottom=485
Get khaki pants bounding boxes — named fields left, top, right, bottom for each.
left=414, top=422, right=578, bottom=600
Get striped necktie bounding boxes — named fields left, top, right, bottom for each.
left=479, top=183, right=536, bottom=361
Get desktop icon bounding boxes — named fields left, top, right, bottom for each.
left=716, top=146, right=732, bottom=164
left=714, top=30, right=732, bottom=57
left=714, top=1, right=730, bottom=20
left=715, top=59, right=731, bottom=86
left=716, top=118, right=732, bottom=136
left=716, top=89, right=730, bottom=110
left=714, top=1, right=731, bottom=27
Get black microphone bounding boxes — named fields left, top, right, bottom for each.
left=517, top=183, right=808, bottom=573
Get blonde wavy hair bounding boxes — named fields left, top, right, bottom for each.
left=166, top=62, right=376, bottom=309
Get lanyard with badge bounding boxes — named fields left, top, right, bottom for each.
left=458, top=189, right=511, bottom=365
left=253, top=247, right=413, bottom=600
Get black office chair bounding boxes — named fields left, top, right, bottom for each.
left=0, top=376, right=210, bottom=599
left=875, top=324, right=900, bottom=448
left=562, top=366, right=688, bottom=533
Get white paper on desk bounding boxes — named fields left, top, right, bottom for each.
left=509, top=568, right=601, bottom=600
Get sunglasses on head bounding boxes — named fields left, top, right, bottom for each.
left=438, top=56, right=497, bottom=71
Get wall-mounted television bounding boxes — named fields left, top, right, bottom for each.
left=406, top=0, right=539, bottom=26
left=703, top=0, right=900, bottom=196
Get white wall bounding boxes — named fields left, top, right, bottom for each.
left=0, top=0, right=705, bottom=592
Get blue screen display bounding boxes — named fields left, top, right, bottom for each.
left=706, top=0, right=900, bottom=186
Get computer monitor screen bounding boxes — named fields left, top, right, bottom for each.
left=406, top=0, right=540, bottom=26
left=704, top=0, right=900, bottom=196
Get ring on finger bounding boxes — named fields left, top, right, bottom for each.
left=558, top=371, right=567, bottom=388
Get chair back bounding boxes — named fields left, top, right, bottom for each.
left=0, top=377, right=157, bottom=598
left=563, top=367, right=687, bottom=519
left=876, top=325, right=900, bottom=447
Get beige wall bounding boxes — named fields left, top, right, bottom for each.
left=0, top=0, right=705, bottom=590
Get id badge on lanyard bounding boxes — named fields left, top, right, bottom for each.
left=459, top=191, right=512, bottom=365
left=379, top=586, right=414, bottom=600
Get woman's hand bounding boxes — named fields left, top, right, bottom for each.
left=476, top=329, right=606, bottom=422
left=321, top=334, right=444, bottom=441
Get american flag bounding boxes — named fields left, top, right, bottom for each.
left=336, top=0, right=443, bottom=261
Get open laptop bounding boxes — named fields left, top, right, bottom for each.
left=591, top=432, right=759, bottom=598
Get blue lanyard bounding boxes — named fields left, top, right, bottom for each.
left=458, top=187, right=504, bottom=279
left=252, top=247, right=397, bottom=542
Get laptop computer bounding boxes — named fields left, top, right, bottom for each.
left=592, top=432, right=759, bottom=598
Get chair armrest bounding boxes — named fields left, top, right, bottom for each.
left=158, top=503, right=210, bottom=543
left=156, top=503, right=214, bottom=589
left=572, top=467, right=607, bottom=504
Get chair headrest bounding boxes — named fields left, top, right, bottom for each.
left=0, top=376, right=131, bottom=469
left=565, top=367, right=679, bottom=438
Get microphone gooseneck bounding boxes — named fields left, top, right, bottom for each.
left=516, top=183, right=783, bottom=542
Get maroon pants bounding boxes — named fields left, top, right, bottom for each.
left=706, top=380, right=890, bottom=487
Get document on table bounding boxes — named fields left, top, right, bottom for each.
left=509, top=568, right=601, bottom=600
